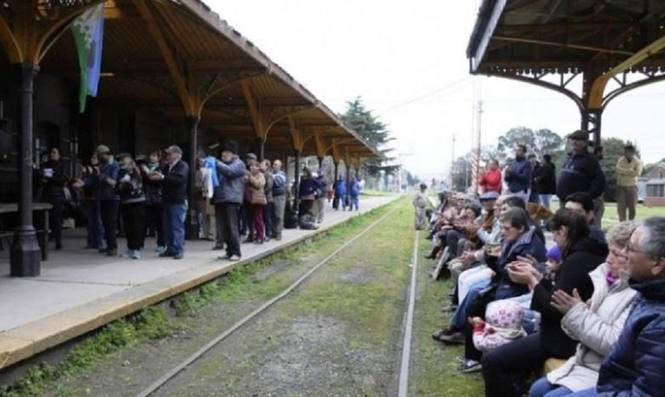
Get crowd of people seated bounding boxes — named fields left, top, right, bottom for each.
left=415, top=131, right=664, bottom=397
left=36, top=139, right=362, bottom=262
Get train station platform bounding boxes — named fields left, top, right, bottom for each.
left=0, top=195, right=396, bottom=370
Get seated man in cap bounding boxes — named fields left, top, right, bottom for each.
left=149, top=145, right=189, bottom=260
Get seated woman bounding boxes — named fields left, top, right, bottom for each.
left=529, top=221, right=637, bottom=397
left=433, top=208, right=546, bottom=354
left=480, top=209, right=609, bottom=396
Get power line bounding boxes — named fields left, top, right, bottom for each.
left=376, top=77, right=471, bottom=115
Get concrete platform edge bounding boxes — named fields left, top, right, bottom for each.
left=0, top=197, right=399, bottom=371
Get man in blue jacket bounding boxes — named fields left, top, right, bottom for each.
left=96, top=145, right=120, bottom=256
left=581, top=216, right=665, bottom=396
left=504, top=145, right=532, bottom=203
left=215, top=140, right=246, bottom=261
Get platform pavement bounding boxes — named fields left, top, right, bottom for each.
left=0, top=195, right=397, bottom=370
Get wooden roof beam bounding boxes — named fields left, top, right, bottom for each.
left=135, top=1, right=199, bottom=117
left=588, top=34, right=665, bottom=108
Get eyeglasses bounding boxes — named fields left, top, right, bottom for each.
left=624, top=242, right=654, bottom=258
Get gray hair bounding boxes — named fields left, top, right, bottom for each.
left=639, top=217, right=665, bottom=259
left=606, top=221, right=638, bottom=249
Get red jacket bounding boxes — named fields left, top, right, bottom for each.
left=479, top=168, right=502, bottom=193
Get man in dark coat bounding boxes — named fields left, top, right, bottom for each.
left=556, top=130, right=605, bottom=209
left=150, top=145, right=189, bottom=260
left=589, top=217, right=665, bottom=397
left=534, top=154, right=556, bottom=210
left=504, top=144, right=532, bottom=203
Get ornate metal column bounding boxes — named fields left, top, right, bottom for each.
left=11, top=63, right=41, bottom=277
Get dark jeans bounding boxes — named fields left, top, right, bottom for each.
left=162, top=201, right=187, bottom=255
left=121, top=202, right=146, bottom=250
left=146, top=203, right=164, bottom=247
left=84, top=198, right=105, bottom=249
left=481, top=333, right=548, bottom=397
left=263, top=202, right=274, bottom=238
left=239, top=203, right=250, bottom=236
left=250, top=204, right=265, bottom=241
left=220, top=203, right=241, bottom=257
left=46, top=195, right=64, bottom=246
left=100, top=200, right=120, bottom=251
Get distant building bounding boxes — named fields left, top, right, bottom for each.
left=644, top=163, right=665, bottom=207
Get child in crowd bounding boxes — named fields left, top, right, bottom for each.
left=544, top=245, right=562, bottom=280
left=471, top=300, right=526, bottom=353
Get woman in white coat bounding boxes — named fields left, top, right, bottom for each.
left=529, top=221, right=638, bottom=397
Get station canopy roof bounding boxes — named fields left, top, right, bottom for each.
left=36, top=0, right=377, bottom=159
left=467, top=0, right=665, bottom=77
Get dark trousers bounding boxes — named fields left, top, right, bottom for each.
left=100, top=200, right=120, bottom=250
left=84, top=198, right=105, bottom=248
left=214, top=203, right=225, bottom=247
left=121, top=202, right=146, bottom=251
left=263, top=202, right=274, bottom=238
left=221, top=203, right=241, bottom=257
left=299, top=199, right=314, bottom=218
left=250, top=204, right=265, bottom=241
left=481, top=333, right=547, bottom=397
left=46, top=196, right=64, bottom=246
left=146, top=203, right=164, bottom=247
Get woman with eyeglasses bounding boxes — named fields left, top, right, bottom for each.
left=528, top=221, right=638, bottom=397
left=481, top=208, right=608, bottom=397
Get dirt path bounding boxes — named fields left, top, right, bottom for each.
left=43, top=199, right=415, bottom=397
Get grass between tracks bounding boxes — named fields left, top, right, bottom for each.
left=409, top=233, right=484, bottom=396
left=0, top=199, right=397, bottom=397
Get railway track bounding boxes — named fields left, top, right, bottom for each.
left=136, top=205, right=414, bottom=397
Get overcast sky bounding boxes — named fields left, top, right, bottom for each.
left=208, top=0, right=665, bottom=178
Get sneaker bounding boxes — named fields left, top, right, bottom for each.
left=274, top=235, right=282, bottom=241
left=458, top=359, right=482, bottom=373
left=212, top=245, right=224, bottom=251
left=228, top=254, right=241, bottom=262
left=106, top=249, right=117, bottom=257
left=159, top=250, right=175, bottom=258
left=432, top=327, right=457, bottom=342
left=122, top=249, right=133, bottom=258
left=131, top=250, right=142, bottom=260
left=173, top=252, right=184, bottom=260
left=155, top=246, right=167, bottom=254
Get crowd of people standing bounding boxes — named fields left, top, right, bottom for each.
left=36, top=139, right=363, bottom=262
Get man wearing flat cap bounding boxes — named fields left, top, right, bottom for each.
left=556, top=130, right=606, bottom=217
left=149, top=145, right=189, bottom=260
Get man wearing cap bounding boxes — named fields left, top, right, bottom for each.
left=95, top=144, right=120, bottom=256
left=215, top=140, right=246, bottom=261
left=616, top=144, right=642, bottom=221
left=504, top=144, right=532, bottom=203
left=556, top=130, right=606, bottom=213
left=149, top=145, right=189, bottom=260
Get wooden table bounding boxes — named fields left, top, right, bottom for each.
left=0, top=202, right=53, bottom=261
